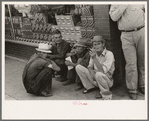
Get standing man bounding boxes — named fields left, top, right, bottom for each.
left=109, top=5, right=145, bottom=100
left=76, top=36, right=115, bottom=99
left=47, top=30, right=71, bottom=82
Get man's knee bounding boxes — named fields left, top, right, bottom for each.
left=95, top=72, right=105, bottom=78
left=95, top=72, right=112, bottom=87
left=76, top=64, right=83, bottom=72
left=95, top=72, right=106, bottom=83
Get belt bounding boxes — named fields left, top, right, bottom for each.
left=121, top=26, right=144, bottom=32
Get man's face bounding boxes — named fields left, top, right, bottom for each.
left=93, top=41, right=104, bottom=52
left=76, top=46, right=85, bottom=54
left=53, top=33, right=62, bottom=44
left=38, top=52, right=47, bottom=58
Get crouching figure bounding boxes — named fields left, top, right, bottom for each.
left=76, top=35, right=115, bottom=100
left=22, top=43, right=60, bottom=97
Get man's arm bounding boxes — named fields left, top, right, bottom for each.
left=65, top=60, right=77, bottom=67
left=79, top=52, right=90, bottom=67
left=87, top=58, right=95, bottom=80
left=92, top=57, right=104, bottom=73
left=102, top=52, right=115, bottom=74
left=92, top=51, right=114, bottom=74
left=109, top=5, right=127, bottom=21
left=89, top=49, right=104, bottom=73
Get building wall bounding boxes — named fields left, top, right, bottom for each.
left=93, top=5, right=126, bottom=87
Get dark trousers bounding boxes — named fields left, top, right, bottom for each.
left=58, top=63, right=68, bottom=79
left=25, top=67, right=53, bottom=95
left=75, top=74, right=83, bottom=86
left=54, top=59, right=68, bottom=79
left=67, top=67, right=83, bottom=86
left=67, top=68, right=76, bottom=82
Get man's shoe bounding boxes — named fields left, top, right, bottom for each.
left=95, top=93, right=102, bottom=99
left=139, top=87, right=145, bottom=95
left=83, top=87, right=97, bottom=94
left=63, top=80, right=75, bottom=86
left=40, top=91, right=52, bottom=97
left=59, top=78, right=67, bottom=82
left=129, top=93, right=137, bottom=100
left=75, top=85, right=83, bottom=91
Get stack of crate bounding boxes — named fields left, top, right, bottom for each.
left=53, top=14, right=82, bottom=43
left=5, top=17, right=14, bottom=39
left=12, top=17, right=22, bottom=37
left=21, top=17, right=33, bottom=39
left=80, top=5, right=95, bottom=39
left=32, top=13, right=53, bottom=42
left=15, top=13, right=53, bottom=44
left=80, top=16, right=95, bottom=39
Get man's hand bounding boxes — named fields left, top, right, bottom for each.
left=66, top=53, right=72, bottom=58
left=66, top=49, right=76, bottom=58
left=65, top=60, right=77, bottom=67
left=89, top=48, right=96, bottom=59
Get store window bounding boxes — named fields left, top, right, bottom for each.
left=5, top=4, right=95, bottom=44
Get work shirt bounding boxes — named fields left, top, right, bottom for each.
left=48, top=40, right=71, bottom=60
left=109, top=5, right=145, bottom=30
left=88, top=48, right=115, bottom=79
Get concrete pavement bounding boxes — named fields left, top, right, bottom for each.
left=5, top=56, right=145, bottom=100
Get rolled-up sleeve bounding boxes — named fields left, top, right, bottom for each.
left=88, top=57, right=94, bottom=69
left=109, top=5, right=127, bottom=21
left=102, top=52, right=114, bottom=74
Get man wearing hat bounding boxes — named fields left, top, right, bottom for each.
left=63, top=38, right=91, bottom=90
left=76, top=35, right=115, bottom=99
left=47, top=30, right=71, bottom=82
left=22, top=43, right=60, bottom=97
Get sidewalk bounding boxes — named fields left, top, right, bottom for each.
left=5, top=56, right=145, bottom=100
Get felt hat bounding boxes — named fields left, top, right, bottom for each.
left=74, top=38, right=91, bottom=48
left=35, top=43, right=52, bottom=53
left=91, top=35, right=106, bottom=43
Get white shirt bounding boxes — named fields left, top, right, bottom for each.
left=88, top=48, right=115, bottom=77
left=109, top=5, right=145, bottom=30
left=65, top=56, right=74, bottom=70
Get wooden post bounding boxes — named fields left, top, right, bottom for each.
left=8, top=4, right=15, bottom=40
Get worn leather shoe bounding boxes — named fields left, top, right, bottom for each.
left=75, top=85, right=83, bottom=91
left=40, top=91, right=52, bottom=97
left=63, top=80, right=75, bottom=86
left=83, top=87, right=97, bottom=94
left=129, top=93, right=137, bottom=100
left=139, top=87, right=145, bottom=94
left=95, top=93, right=102, bottom=99
left=59, top=78, right=67, bottom=82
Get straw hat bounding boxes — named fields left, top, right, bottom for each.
left=35, top=43, right=52, bottom=53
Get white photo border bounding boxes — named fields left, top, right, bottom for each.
left=2, top=1, right=148, bottom=120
